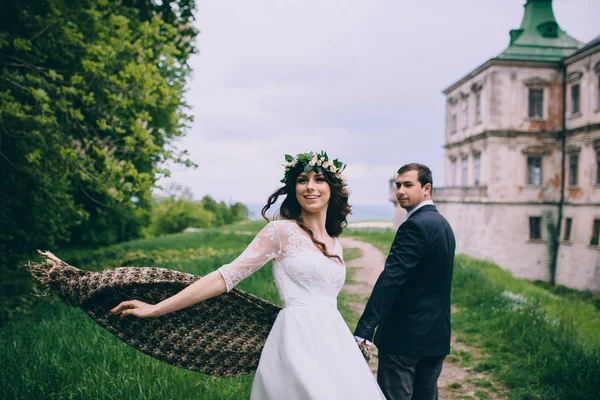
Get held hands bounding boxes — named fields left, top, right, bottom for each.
left=356, top=338, right=372, bottom=363
left=110, top=300, right=158, bottom=318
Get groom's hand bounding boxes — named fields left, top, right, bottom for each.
left=356, top=338, right=372, bottom=363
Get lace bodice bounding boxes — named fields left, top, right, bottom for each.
left=218, top=220, right=346, bottom=302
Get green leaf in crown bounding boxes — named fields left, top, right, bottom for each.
left=280, top=151, right=348, bottom=186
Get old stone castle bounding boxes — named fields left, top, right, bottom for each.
left=391, top=0, right=600, bottom=293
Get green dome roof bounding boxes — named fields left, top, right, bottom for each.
left=496, top=0, right=582, bottom=62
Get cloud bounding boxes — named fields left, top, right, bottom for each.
left=160, top=0, right=600, bottom=207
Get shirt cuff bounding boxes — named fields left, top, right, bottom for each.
left=354, top=336, right=372, bottom=346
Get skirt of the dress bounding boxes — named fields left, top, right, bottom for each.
left=250, top=299, right=385, bottom=400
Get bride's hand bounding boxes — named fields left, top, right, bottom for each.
left=110, top=300, right=158, bottom=318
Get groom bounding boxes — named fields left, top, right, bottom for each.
left=354, top=163, right=455, bottom=400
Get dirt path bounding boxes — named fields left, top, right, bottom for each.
left=339, top=237, right=507, bottom=400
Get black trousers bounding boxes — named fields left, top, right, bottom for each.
left=377, top=353, right=446, bottom=400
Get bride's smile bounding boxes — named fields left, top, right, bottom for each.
left=295, top=171, right=331, bottom=213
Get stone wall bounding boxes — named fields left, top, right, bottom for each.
left=435, top=202, right=600, bottom=293
left=557, top=204, right=600, bottom=291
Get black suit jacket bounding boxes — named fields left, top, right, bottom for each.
left=354, top=204, right=456, bottom=356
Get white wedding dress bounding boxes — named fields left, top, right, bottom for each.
left=218, top=219, right=385, bottom=399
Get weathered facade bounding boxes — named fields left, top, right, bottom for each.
left=391, top=0, right=600, bottom=293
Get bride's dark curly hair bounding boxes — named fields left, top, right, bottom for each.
left=261, top=165, right=352, bottom=262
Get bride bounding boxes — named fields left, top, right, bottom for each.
left=111, top=151, right=385, bottom=399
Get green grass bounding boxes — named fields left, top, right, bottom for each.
left=1, top=225, right=274, bottom=399
left=448, top=348, right=475, bottom=368
left=1, top=302, right=254, bottom=399
left=347, top=229, right=600, bottom=400
left=337, top=247, right=364, bottom=331
left=343, top=229, right=394, bottom=254
left=1, top=221, right=366, bottom=399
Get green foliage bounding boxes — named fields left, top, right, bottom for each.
left=149, top=199, right=215, bottom=235
left=145, top=187, right=216, bottom=236
left=532, top=280, right=600, bottom=311
left=199, top=195, right=250, bottom=227
left=281, top=150, right=348, bottom=185
left=143, top=185, right=250, bottom=237
left=0, top=0, right=199, bottom=268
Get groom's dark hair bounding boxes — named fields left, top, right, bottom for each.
left=397, top=163, right=433, bottom=188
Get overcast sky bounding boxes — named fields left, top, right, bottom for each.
left=159, top=0, right=600, bottom=206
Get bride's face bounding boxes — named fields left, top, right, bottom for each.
left=295, top=171, right=331, bottom=214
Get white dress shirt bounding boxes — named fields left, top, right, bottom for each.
left=404, top=199, right=434, bottom=221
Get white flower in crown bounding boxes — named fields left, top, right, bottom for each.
left=317, top=160, right=322, bottom=166
left=329, top=165, right=337, bottom=173
left=341, top=175, right=347, bottom=182
left=309, top=159, right=317, bottom=166
left=320, top=157, right=325, bottom=161
left=323, top=161, right=330, bottom=168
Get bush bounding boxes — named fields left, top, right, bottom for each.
left=145, top=187, right=250, bottom=237
left=147, top=197, right=216, bottom=236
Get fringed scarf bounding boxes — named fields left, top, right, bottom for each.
left=24, top=251, right=281, bottom=377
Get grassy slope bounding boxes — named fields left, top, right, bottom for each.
left=345, top=229, right=600, bottom=400
left=6, top=223, right=598, bottom=399
left=0, top=221, right=366, bottom=400
left=1, top=221, right=272, bottom=400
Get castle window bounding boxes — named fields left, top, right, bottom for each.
left=527, top=156, right=542, bottom=185
left=596, top=151, right=600, bottom=185
left=529, top=217, right=542, bottom=240
left=528, top=89, right=544, bottom=118
left=563, top=218, right=572, bottom=241
left=597, top=74, right=600, bottom=109
left=591, top=220, right=600, bottom=246
left=571, top=84, right=580, bottom=114
left=461, top=156, right=468, bottom=186
left=451, top=159, right=457, bottom=186
left=450, top=113, right=457, bottom=134
left=463, top=101, right=469, bottom=129
left=475, top=93, right=482, bottom=124
left=569, top=153, right=579, bottom=186
left=473, top=153, right=481, bottom=186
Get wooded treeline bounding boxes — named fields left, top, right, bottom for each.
left=0, top=0, right=200, bottom=267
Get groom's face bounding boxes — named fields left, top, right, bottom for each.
left=395, top=170, right=430, bottom=211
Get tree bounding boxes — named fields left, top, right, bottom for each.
left=230, top=202, right=250, bottom=222
left=0, top=0, right=199, bottom=267
left=147, top=197, right=216, bottom=236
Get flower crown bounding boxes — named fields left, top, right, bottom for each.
left=281, top=151, right=348, bottom=186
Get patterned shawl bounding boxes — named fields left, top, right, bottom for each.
left=24, top=251, right=281, bottom=377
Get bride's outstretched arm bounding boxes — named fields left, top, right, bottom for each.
left=110, top=271, right=227, bottom=318
left=111, top=221, right=282, bottom=318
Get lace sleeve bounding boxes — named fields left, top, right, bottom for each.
left=217, top=222, right=282, bottom=292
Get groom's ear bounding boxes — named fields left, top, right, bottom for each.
left=423, top=182, right=432, bottom=194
